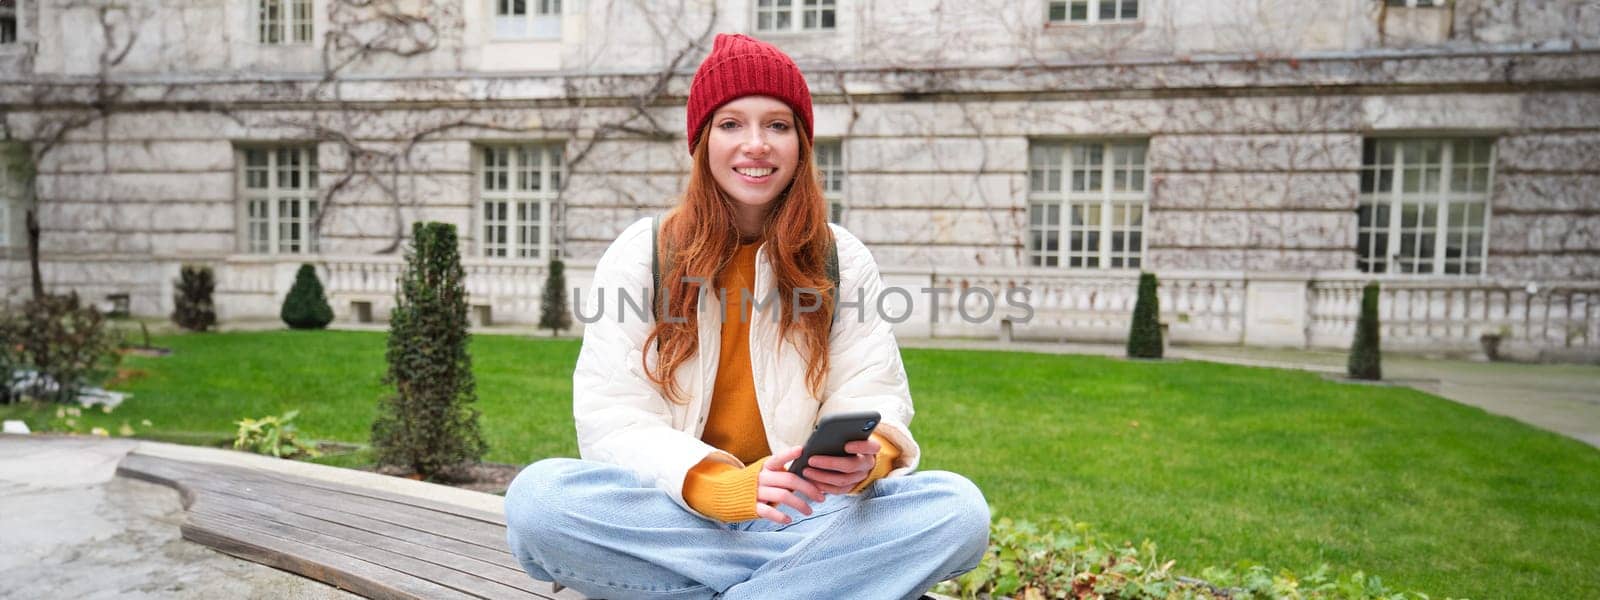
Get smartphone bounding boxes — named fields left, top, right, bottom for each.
left=788, top=410, right=881, bottom=476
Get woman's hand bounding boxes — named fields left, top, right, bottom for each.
left=802, top=438, right=880, bottom=495
left=755, top=446, right=826, bottom=525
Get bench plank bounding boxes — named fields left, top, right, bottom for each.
left=117, top=452, right=584, bottom=600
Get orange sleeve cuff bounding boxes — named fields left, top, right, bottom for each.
left=849, top=433, right=902, bottom=494
left=683, top=458, right=764, bottom=523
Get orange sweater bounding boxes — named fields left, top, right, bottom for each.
left=682, top=241, right=899, bottom=522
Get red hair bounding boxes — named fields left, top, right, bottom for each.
left=644, top=125, right=835, bottom=405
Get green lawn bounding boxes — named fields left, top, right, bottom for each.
left=4, top=330, right=1597, bottom=598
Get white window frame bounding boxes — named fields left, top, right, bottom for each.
left=478, top=144, right=564, bottom=260
left=239, top=146, right=320, bottom=255
left=814, top=139, right=845, bottom=224
left=258, top=0, right=313, bottom=45
left=755, top=0, right=837, bottom=33
left=1027, top=140, right=1148, bottom=269
left=1, top=0, right=18, bottom=45
left=492, top=0, right=562, bottom=40
left=0, top=167, right=12, bottom=247
left=1046, top=0, right=1140, bottom=24
left=0, top=144, right=25, bottom=248
left=1358, top=138, right=1494, bottom=277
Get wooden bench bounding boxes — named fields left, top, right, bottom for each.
left=117, top=453, right=584, bottom=600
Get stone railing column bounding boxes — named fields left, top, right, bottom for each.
left=1243, top=272, right=1311, bottom=348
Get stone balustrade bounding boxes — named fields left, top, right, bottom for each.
left=926, top=269, right=1247, bottom=345
left=197, top=255, right=1599, bottom=360
left=1309, top=276, right=1600, bottom=354
left=214, top=255, right=548, bottom=324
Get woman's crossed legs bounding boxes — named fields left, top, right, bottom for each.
left=504, top=458, right=989, bottom=600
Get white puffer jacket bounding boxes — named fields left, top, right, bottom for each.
left=572, top=217, right=920, bottom=518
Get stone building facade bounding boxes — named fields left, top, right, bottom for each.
left=1, top=0, right=1597, bottom=358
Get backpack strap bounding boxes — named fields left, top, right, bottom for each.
left=652, top=214, right=664, bottom=323
left=823, top=227, right=840, bottom=327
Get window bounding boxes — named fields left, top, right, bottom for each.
left=1047, top=0, right=1139, bottom=24
left=479, top=144, right=564, bottom=259
left=1359, top=139, right=1493, bottom=276
left=1385, top=0, right=1442, bottom=6
left=240, top=147, right=320, bottom=254
left=1028, top=141, right=1147, bottom=269
left=0, top=159, right=13, bottom=247
left=815, top=140, right=845, bottom=224
left=494, top=0, right=561, bottom=39
left=756, top=0, right=836, bottom=33
left=1, top=0, right=17, bottom=44
left=258, top=0, right=312, bottom=45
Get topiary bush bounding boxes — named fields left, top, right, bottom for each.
left=371, top=222, right=487, bottom=480
left=538, top=258, right=572, bottom=336
left=280, top=263, right=333, bottom=330
left=1348, top=281, right=1382, bottom=381
left=171, top=264, right=217, bottom=332
left=1126, top=272, right=1163, bottom=359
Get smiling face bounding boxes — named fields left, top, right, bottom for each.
left=705, top=96, right=802, bottom=234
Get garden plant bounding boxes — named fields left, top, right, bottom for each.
left=371, top=222, right=488, bottom=479
left=281, top=263, right=334, bottom=330
left=172, top=264, right=218, bottom=332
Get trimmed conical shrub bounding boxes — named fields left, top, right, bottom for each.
left=538, top=258, right=572, bottom=336
left=372, top=222, right=487, bottom=479
left=1348, top=281, right=1382, bottom=380
left=172, top=264, right=217, bottom=332
left=1126, top=272, right=1163, bottom=359
left=281, top=264, right=334, bottom=329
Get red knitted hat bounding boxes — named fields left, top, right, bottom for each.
left=685, top=33, right=813, bottom=155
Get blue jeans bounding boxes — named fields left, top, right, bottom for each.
left=504, top=458, right=990, bottom=600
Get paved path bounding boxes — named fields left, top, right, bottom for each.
left=0, top=436, right=364, bottom=600
left=899, top=338, right=1600, bottom=450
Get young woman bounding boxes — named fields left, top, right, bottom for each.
left=504, top=34, right=990, bottom=600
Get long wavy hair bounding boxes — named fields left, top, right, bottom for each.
left=644, top=123, right=835, bottom=405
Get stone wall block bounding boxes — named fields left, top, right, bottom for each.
left=1281, top=212, right=1354, bottom=248
left=108, top=141, right=235, bottom=172
left=321, top=205, right=403, bottom=241
left=563, top=209, right=657, bottom=245
left=850, top=208, right=1024, bottom=246
left=40, top=231, right=116, bottom=254
left=1492, top=214, right=1600, bottom=254
left=104, top=111, right=253, bottom=141
left=1495, top=174, right=1600, bottom=212
left=1488, top=255, right=1600, bottom=280
left=149, top=232, right=232, bottom=255
left=870, top=245, right=1019, bottom=270
left=1520, top=92, right=1600, bottom=130
left=569, top=139, right=690, bottom=175
left=1243, top=249, right=1349, bottom=271
left=1496, top=133, right=1600, bottom=172
left=849, top=173, right=1023, bottom=210
left=36, top=143, right=108, bottom=173
left=1147, top=248, right=1247, bottom=271
left=849, top=138, right=1027, bottom=174
left=561, top=174, right=684, bottom=210
left=1149, top=134, right=1362, bottom=172
left=323, top=140, right=474, bottom=173
left=1362, top=94, right=1522, bottom=131
left=1153, top=173, right=1359, bottom=210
